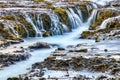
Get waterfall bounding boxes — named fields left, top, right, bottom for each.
left=87, top=9, right=98, bottom=25
left=24, top=13, right=42, bottom=37
left=86, top=5, right=92, bottom=16
left=67, top=8, right=82, bottom=29
left=13, top=15, right=29, bottom=37
left=92, top=3, right=98, bottom=8
left=49, top=13, right=63, bottom=35
left=99, top=15, right=120, bottom=29
left=75, top=7, right=83, bottom=22
left=36, top=14, right=45, bottom=31
left=48, top=12, right=69, bottom=35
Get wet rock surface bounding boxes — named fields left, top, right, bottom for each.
left=28, top=42, right=50, bottom=50
left=0, top=52, right=30, bottom=68
left=16, top=43, right=120, bottom=80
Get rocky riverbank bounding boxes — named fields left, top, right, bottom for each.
left=10, top=40, right=120, bottom=80
left=0, top=0, right=120, bottom=80
left=0, top=40, right=52, bottom=69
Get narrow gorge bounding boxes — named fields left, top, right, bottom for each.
left=0, top=0, right=120, bottom=80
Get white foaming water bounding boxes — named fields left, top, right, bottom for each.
left=87, top=9, right=98, bottom=25
left=0, top=23, right=94, bottom=80
left=0, top=49, right=56, bottom=80
left=99, top=15, right=120, bottom=29
left=0, top=12, right=95, bottom=80
left=24, top=13, right=42, bottom=37
left=0, top=2, right=115, bottom=79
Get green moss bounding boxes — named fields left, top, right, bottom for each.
left=95, top=64, right=109, bottom=71
left=90, top=9, right=119, bottom=30
left=0, top=23, right=18, bottom=40
left=81, top=31, right=97, bottom=38
left=0, top=15, right=15, bottom=20
left=45, top=1, right=53, bottom=6
left=79, top=5, right=89, bottom=22
left=110, top=68, right=120, bottom=74
left=41, top=13, right=51, bottom=31
left=14, top=24, right=27, bottom=38
left=17, top=15, right=36, bottom=37
left=54, top=7, right=71, bottom=31
left=34, top=0, right=44, bottom=3
left=42, top=31, right=52, bottom=37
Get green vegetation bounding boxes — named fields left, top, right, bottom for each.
left=34, top=0, right=44, bottom=3
left=90, top=9, right=119, bottom=30
left=54, top=7, right=71, bottom=31
left=17, top=15, right=36, bottom=37
left=81, top=19, right=120, bottom=40
left=0, top=15, right=15, bottom=20
left=41, top=13, right=51, bottom=31
left=14, top=24, right=27, bottom=38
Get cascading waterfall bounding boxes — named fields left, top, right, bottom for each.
left=37, top=14, right=45, bottom=31
left=24, top=11, right=69, bottom=36
left=99, top=15, right=120, bottom=29
left=49, top=13, right=66, bottom=35
left=67, top=8, right=83, bottom=29
left=87, top=9, right=99, bottom=25
left=75, top=7, right=83, bottom=22
left=13, top=15, right=29, bottom=37
left=86, top=5, right=92, bottom=16
left=24, top=13, right=42, bottom=37
left=92, top=3, right=98, bottom=8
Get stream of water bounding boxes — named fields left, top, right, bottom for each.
left=0, top=0, right=116, bottom=80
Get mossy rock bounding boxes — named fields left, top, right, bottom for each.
left=41, top=13, right=51, bottom=31
left=110, top=68, right=120, bottom=74
left=0, top=15, right=15, bottom=20
left=7, top=77, right=20, bottom=80
left=95, top=64, right=109, bottom=71
left=54, top=7, right=71, bottom=31
left=42, top=31, right=52, bottom=37
left=81, top=31, right=95, bottom=38
left=34, top=0, right=44, bottom=3
left=17, top=15, right=36, bottom=37
left=90, top=9, right=119, bottom=30
left=79, top=5, right=89, bottom=22
left=14, top=25, right=27, bottom=38
left=45, top=56, right=56, bottom=60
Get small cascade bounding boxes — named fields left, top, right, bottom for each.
left=24, top=13, right=42, bottom=37
left=61, top=23, right=69, bottom=32
left=75, top=7, right=83, bottom=22
left=99, top=15, right=120, bottom=29
left=87, top=9, right=99, bottom=25
left=49, top=13, right=63, bottom=35
left=86, top=5, right=92, bottom=16
left=13, top=15, right=29, bottom=37
left=66, top=10, right=76, bottom=29
left=92, top=3, right=98, bottom=8
left=37, top=14, right=45, bottom=31
left=67, top=8, right=82, bottom=29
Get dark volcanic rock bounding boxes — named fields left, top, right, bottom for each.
left=28, top=42, right=50, bottom=50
